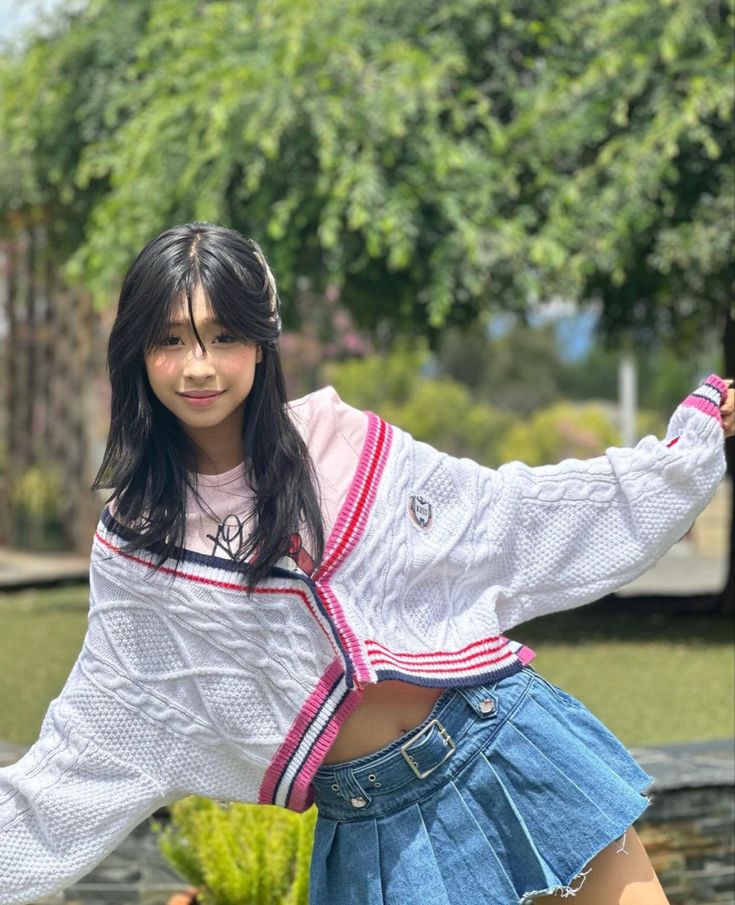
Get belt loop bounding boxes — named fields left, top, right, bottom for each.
left=457, top=683, right=499, bottom=718
left=332, top=764, right=373, bottom=810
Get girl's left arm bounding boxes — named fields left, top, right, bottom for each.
left=398, top=374, right=730, bottom=633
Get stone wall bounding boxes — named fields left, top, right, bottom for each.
left=12, top=738, right=734, bottom=905
left=633, top=738, right=735, bottom=904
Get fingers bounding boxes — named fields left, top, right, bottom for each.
left=720, top=379, right=734, bottom=438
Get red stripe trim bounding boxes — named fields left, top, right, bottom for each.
left=94, top=530, right=341, bottom=657
left=368, top=645, right=515, bottom=671
left=313, top=413, right=393, bottom=687
left=316, top=415, right=388, bottom=579
left=366, top=634, right=509, bottom=660
left=372, top=649, right=515, bottom=675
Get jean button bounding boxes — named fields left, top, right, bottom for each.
left=350, top=796, right=367, bottom=808
left=480, top=698, right=495, bottom=714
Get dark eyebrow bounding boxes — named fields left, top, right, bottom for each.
left=167, top=317, right=224, bottom=328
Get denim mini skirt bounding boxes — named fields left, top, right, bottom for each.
left=309, top=665, right=654, bottom=905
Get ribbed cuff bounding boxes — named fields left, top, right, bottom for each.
left=681, top=373, right=729, bottom=423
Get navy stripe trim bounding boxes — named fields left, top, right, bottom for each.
left=98, top=506, right=355, bottom=689
left=281, top=673, right=349, bottom=809
left=374, top=659, right=525, bottom=687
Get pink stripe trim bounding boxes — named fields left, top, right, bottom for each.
left=704, top=374, right=729, bottom=400
left=366, top=634, right=510, bottom=661
left=516, top=645, right=537, bottom=665
left=314, top=413, right=393, bottom=686
left=287, top=682, right=363, bottom=812
left=316, top=413, right=391, bottom=579
left=259, top=659, right=347, bottom=807
left=682, top=394, right=722, bottom=422
left=370, top=647, right=515, bottom=674
left=680, top=375, right=728, bottom=424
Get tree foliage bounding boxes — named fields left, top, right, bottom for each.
left=506, top=0, right=734, bottom=351
left=0, top=0, right=153, bottom=258
left=0, top=0, right=731, bottom=349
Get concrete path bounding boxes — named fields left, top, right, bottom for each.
left=616, top=540, right=728, bottom=597
left=0, top=545, right=89, bottom=590
left=0, top=537, right=727, bottom=594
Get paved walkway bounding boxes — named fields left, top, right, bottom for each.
left=616, top=540, right=728, bottom=597
left=0, top=545, right=89, bottom=590
left=0, top=537, right=727, bottom=594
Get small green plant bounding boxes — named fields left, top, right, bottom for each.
left=7, top=463, right=65, bottom=550
left=152, top=797, right=318, bottom=905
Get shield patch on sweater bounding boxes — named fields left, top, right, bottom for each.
left=407, top=493, right=433, bottom=530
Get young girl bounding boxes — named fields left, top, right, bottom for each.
left=0, top=221, right=732, bottom=905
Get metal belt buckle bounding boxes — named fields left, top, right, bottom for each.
left=400, top=717, right=456, bottom=779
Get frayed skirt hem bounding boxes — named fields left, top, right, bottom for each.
left=517, top=787, right=654, bottom=903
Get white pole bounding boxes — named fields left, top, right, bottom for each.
left=619, top=351, right=637, bottom=447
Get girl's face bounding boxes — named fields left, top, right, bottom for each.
left=144, top=284, right=261, bottom=469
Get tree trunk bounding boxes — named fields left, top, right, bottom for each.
left=720, top=307, right=734, bottom=616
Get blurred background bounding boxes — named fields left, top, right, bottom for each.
left=0, top=1, right=733, bottom=901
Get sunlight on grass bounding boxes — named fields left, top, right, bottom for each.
left=0, top=588, right=732, bottom=750
left=0, top=586, right=89, bottom=745
left=511, top=607, right=735, bottom=747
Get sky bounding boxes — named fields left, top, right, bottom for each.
left=0, top=0, right=72, bottom=51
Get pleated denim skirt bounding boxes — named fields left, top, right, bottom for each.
left=309, top=665, right=654, bottom=905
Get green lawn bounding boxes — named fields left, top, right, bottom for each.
left=508, top=605, right=735, bottom=747
left=1, top=587, right=733, bottom=749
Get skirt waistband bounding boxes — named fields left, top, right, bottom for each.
left=310, top=665, right=535, bottom=821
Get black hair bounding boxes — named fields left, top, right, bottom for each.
left=90, top=221, right=325, bottom=592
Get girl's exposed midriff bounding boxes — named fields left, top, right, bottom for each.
left=321, top=679, right=446, bottom=765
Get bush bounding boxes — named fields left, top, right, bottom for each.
left=498, top=402, right=666, bottom=466
left=152, top=797, right=318, bottom=905
left=323, top=344, right=518, bottom=466
left=6, top=463, right=65, bottom=551
left=323, top=345, right=667, bottom=470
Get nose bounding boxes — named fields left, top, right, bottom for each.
left=182, top=344, right=216, bottom=381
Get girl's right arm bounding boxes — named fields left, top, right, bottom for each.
left=393, top=374, right=730, bottom=634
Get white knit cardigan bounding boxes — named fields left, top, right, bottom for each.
left=0, top=375, right=728, bottom=903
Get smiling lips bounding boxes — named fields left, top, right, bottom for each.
left=180, top=390, right=222, bottom=397
left=178, top=390, right=224, bottom=407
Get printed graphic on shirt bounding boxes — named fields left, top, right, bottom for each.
left=206, top=516, right=315, bottom=576
left=407, top=493, right=433, bottom=530
left=206, top=513, right=249, bottom=560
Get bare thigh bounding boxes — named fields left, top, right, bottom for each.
left=532, top=825, right=670, bottom=905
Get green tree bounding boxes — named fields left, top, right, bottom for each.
left=0, top=0, right=153, bottom=260
left=2, top=0, right=731, bottom=605
left=437, top=319, right=565, bottom=415
left=2, top=0, right=730, bottom=341
left=1, top=0, right=565, bottom=329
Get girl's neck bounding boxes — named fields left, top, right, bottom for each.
left=195, top=457, right=245, bottom=476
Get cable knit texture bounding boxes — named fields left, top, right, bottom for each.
left=0, top=375, right=728, bottom=904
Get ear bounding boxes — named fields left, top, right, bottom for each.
left=256, top=345, right=263, bottom=363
